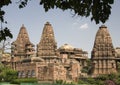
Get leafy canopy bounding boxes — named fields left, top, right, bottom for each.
left=0, top=0, right=114, bottom=41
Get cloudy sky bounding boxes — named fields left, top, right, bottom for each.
left=3, top=0, right=120, bottom=57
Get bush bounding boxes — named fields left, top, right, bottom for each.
left=55, top=80, right=64, bottom=84
left=115, top=78, right=120, bottom=85
left=107, top=73, right=117, bottom=80
left=78, top=78, right=105, bottom=85
left=0, top=65, right=18, bottom=82
left=54, top=80, right=75, bottom=85
left=86, top=77, right=97, bottom=84
left=78, top=80, right=87, bottom=84
left=11, top=78, right=37, bottom=84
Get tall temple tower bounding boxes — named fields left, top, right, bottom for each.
left=11, top=25, right=35, bottom=58
left=37, top=22, right=57, bottom=57
left=91, top=25, right=117, bottom=76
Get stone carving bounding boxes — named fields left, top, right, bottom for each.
left=3, top=23, right=120, bottom=82
left=91, top=25, right=117, bottom=76
left=11, top=25, right=35, bottom=59
left=37, top=63, right=66, bottom=81
left=37, top=22, right=57, bottom=57
left=8, top=22, right=88, bottom=82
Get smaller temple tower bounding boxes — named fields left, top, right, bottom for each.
left=91, top=25, right=117, bottom=76
left=11, top=25, right=35, bottom=59
left=37, top=22, right=57, bottom=57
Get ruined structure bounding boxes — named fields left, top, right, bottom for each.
left=9, top=22, right=88, bottom=82
left=91, top=25, right=117, bottom=76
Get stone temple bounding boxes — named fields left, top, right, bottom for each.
left=91, top=25, right=117, bottom=76
left=1, top=23, right=120, bottom=82
left=8, top=22, right=88, bottom=82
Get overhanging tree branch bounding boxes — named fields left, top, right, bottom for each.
left=0, top=0, right=114, bottom=42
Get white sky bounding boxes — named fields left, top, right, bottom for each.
left=3, top=0, right=120, bottom=57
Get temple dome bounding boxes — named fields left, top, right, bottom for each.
left=59, top=44, right=74, bottom=50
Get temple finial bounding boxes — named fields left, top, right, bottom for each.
left=22, top=24, right=24, bottom=27
left=100, top=25, right=107, bottom=28
left=45, top=21, right=51, bottom=25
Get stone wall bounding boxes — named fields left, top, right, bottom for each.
left=36, top=62, right=66, bottom=81
left=15, top=62, right=36, bottom=78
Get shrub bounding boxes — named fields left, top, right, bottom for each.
left=55, top=80, right=63, bottom=84
left=11, top=78, right=37, bottom=84
left=96, top=74, right=108, bottom=81
left=0, top=64, right=18, bottom=82
left=54, top=80, right=75, bottom=85
left=78, top=80, right=87, bottom=84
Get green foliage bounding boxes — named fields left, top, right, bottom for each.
left=81, top=59, right=92, bottom=74
left=4, top=69, right=17, bottom=82
left=0, top=27, right=13, bottom=42
left=96, top=74, right=117, bottom=85
left=86, top=77, right=96, bottom=84
left=0, top=0, right=115, bottom=42
left=0, top=0, right=12, bottom=22
left=11, top=78, right=37, bottom=84
left=81, top=66, right=88, bottom=73
left=55, top=80, right=64, bottom=84
left=39, top=0, right=114, bottom=24
left=78, top=80, right=87, bottom=84
left=78, top=78, right=104, bottom=85
left=97, top=74, right=108, bottom=81
left=0, top=0, right=115, bottom=24
left=0, top=63, right=4, bottom=81
left=115, top=78, right=120, bottom=85
left=0, top=0, right=13, bottom=42
left=19, top=0, right=29, bottom=8
left=78, top=74, right=118, bottom=85
left=0, top=64, right=18, bottom=82
left=96, top=73, right=117, bottom=81
left=54, top=80, right=75, bottom=85
left=117, top=62, right=120, bottom=72
left=107, top=73, right=117, bottom=80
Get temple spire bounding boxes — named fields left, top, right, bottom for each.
left=16, top=24, right=30, bottom=42
left=22, top=24, right=24, bottom=27
left=91, top=25, right=117, bottom=76
left=11, top=25, right=35, bottom=58
left=37, top=22, right=57, bottom=57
